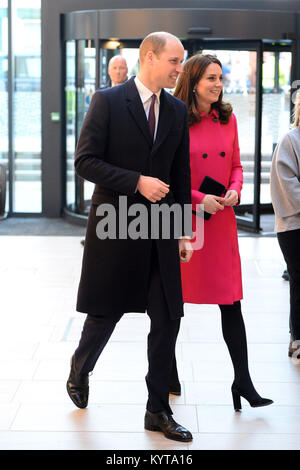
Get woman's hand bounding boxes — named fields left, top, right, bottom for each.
left=202, top=194, right=225, bottom=214
left=223, top=189, right=239, bottom=206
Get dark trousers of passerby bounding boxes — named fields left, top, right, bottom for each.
left=277, top=228, right=300, bottom=340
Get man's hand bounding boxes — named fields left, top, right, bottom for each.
left=179, top=238, right=193, bottom=263
left=136, top=175, right=169, bottom=202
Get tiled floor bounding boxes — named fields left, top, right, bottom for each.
left=0, top=235, right=299, bottom=450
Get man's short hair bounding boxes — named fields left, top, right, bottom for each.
left=139, top=32, right=179, bottom=63
left=108, top=55, right=127, bottom=68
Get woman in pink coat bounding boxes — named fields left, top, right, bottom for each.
left=171, top=54, right=273, bottom=411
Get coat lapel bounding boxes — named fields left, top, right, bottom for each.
left=124, top=77, right=152, bottom=146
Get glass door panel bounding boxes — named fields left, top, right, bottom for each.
left=192, top=41, right=261, bottom=230
left=65, top=40, right=76, bottom=209
left=12, top=0, right=41, bottom=213
left=75, top=39, right=96, bottom=214
left=261, top=50, right=292, bottom=204
left=118, top=47, right=139, bottom=80
left=98, top=40, right=140, bottom=89
left=202, top=49, right=257, bottom=211
left=192, top=40, right=292, bottom=231
left=0, top=0, right=8, bottom=215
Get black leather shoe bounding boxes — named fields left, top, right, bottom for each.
left=169, top=381, right=181, bottom=396
left=144, top=410, right=192, bottom=442
left=66, top=354, right=89, bottom=409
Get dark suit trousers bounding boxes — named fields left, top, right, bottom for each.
left=277, top=228, right=300, bottom=339
left=74, top=242, right=180, bottom=415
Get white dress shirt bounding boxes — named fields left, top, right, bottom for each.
left=134, top=76, right=161, bottom=141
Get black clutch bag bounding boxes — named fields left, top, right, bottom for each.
left=196, top=176, right=226, bottom=220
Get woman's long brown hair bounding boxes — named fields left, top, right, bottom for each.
left=174, top=54, right=232, bottom=126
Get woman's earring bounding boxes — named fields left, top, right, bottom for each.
left=193, top=89, right=196, bottom=93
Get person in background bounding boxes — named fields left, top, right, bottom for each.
left=107, top=55, right=128, bottom=87
left=271, top=91, right=300, bottom=359
left=172, top=53, right=273, bottom=411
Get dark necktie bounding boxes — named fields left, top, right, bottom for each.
left=148, top=94, right=156, bottom=142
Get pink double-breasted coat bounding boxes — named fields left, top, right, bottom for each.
left=181, top=109, right=243, bottom=305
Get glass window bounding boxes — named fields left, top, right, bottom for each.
left=261, top=50, right=292, bottom=204
left=65, top=40, right=76, bottom=208
left=0, top=0, right=8, bottom=214
left=118, top=47, right=139, bottom=80
left=76, top=39, right=96, bottom=213
left=12, top=0, right=41, bottom=213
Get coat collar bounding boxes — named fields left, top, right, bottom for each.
left=198, top=108, right=219, bottom=120
left=124, top=77, right=175, bottom=154
left=134, top=76, right=162, bottom=106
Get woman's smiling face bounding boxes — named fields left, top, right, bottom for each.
left=194, top=62, right=223, bottom=107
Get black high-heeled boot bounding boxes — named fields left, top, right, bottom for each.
left=219, top=301, right=273, bottom=412
left=231, top=381, right=273, bottom=411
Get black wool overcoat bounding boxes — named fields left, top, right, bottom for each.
left=75, top=77, right=192, bottom=320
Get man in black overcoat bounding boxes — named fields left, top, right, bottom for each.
left=67, top=32, right=193, bottom=442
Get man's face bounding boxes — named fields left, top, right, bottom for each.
left=151, top=39, right=184, bottom=89
left=108, top=58, right=128, bottom=85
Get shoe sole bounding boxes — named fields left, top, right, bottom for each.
left=66, top=382, right=88, bottom=409
left=144, top=424, right=192, bottom=442
left=250, top=400, right=274, bottom=408
left=234, top=401, right=273, bottom=412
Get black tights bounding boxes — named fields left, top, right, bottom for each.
left=172, top=301, right=260, bottom=399
left=219, top=301, right=259, bottom=398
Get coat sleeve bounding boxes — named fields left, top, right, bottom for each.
left=227, top=113, right=243, bottom=202
left=270, top=133, right=300, bottom=218
left=170, top=105, right=193, bottom=237
left=74, top=90, right=141, bottom=195
left=191, top=189, right=205, bottom=210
